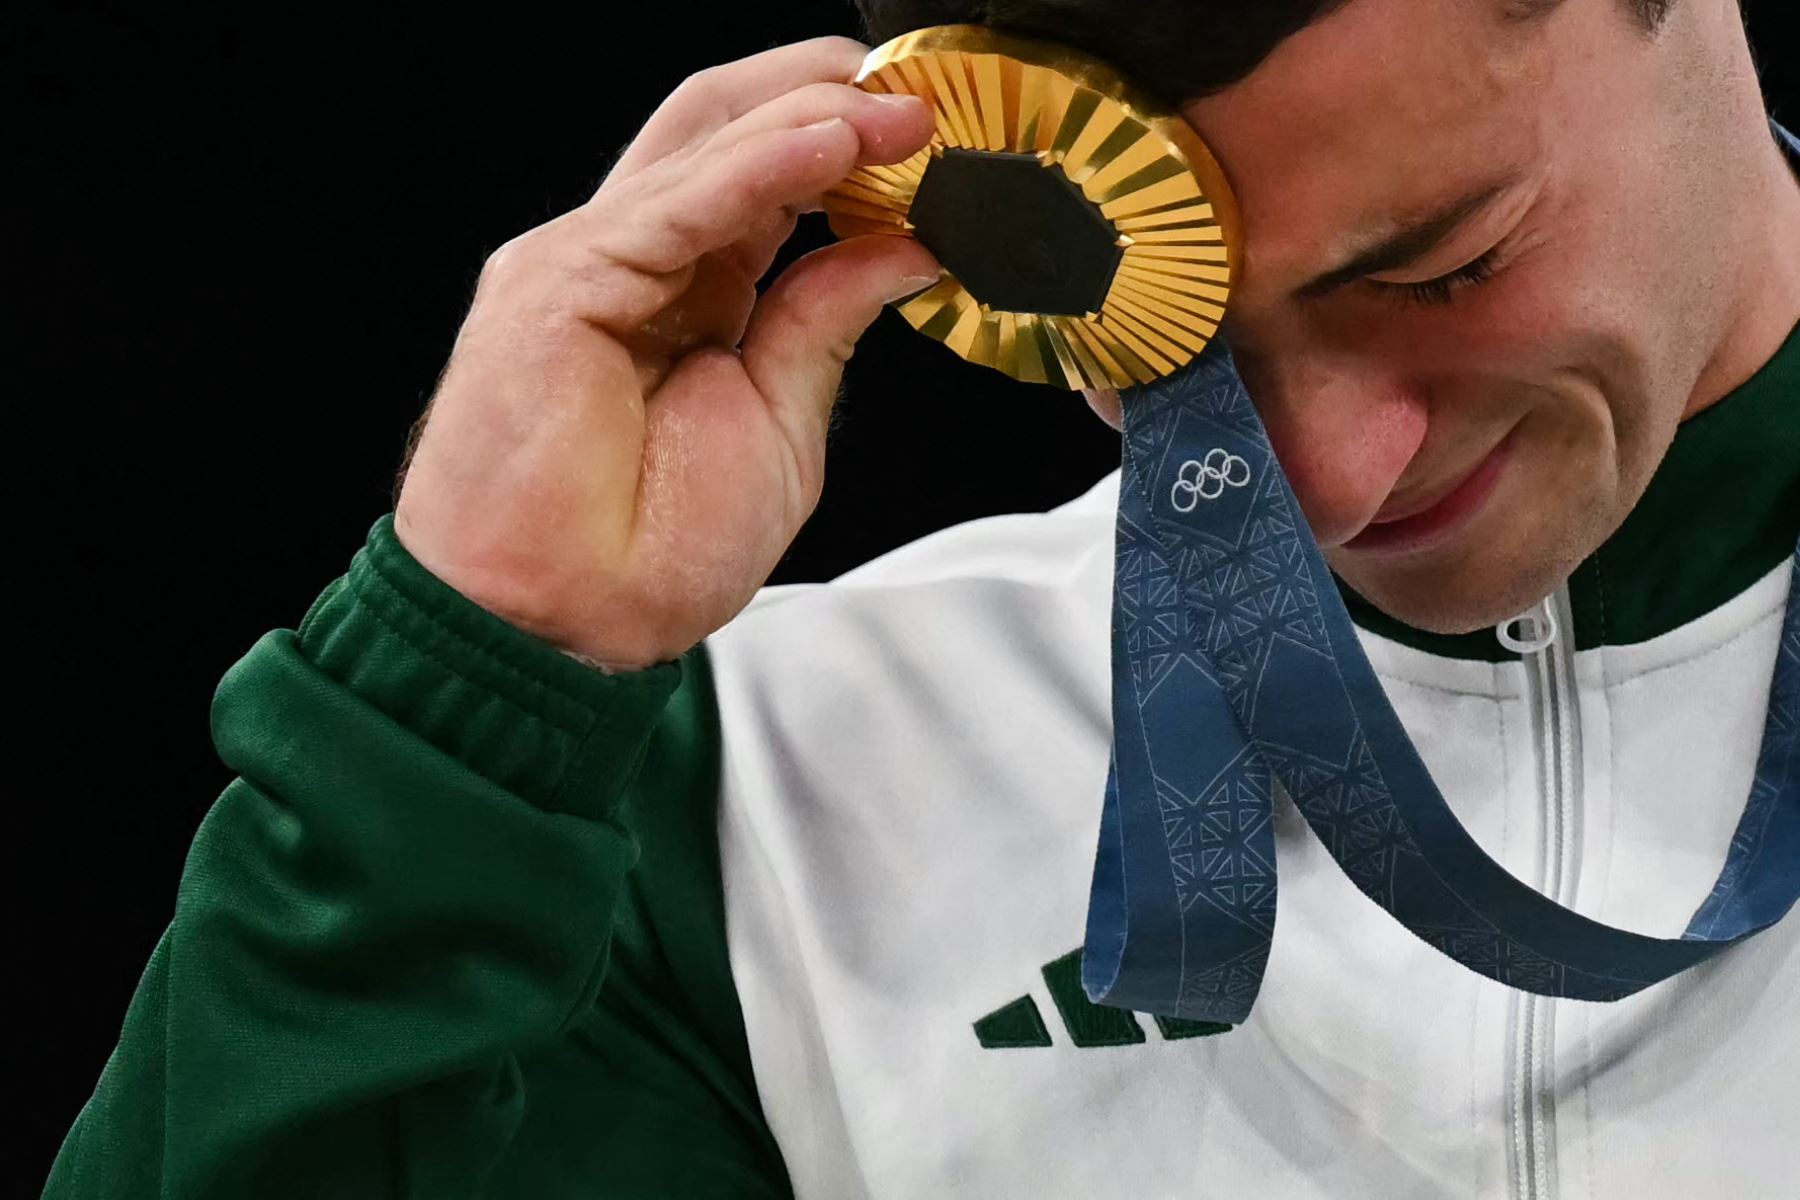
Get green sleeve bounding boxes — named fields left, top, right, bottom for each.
left=42, top=514, right=791, bottom=1198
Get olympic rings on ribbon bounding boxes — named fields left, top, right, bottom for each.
left=1170, top=448, right=1252, bottom=512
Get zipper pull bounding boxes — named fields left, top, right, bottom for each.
left=1496, top=597, right=1559, bottom=655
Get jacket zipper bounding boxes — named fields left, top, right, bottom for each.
left=1498, top=583, right=1582, bottom=1200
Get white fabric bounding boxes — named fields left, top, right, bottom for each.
left=709, top=467, right=1798, bottom=1199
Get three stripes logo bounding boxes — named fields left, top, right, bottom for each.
left=973, top=949, right=1232, bottom=1049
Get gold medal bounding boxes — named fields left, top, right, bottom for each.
left=822, top=24, right=1242, bottom=390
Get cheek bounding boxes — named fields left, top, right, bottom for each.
left=1407, top=268, right=1657, bottom=513
left=1368, top=259, right=1626, bottom=422
left=1437, top=287, right=1579, bottom=380
left=1233, top=346, right=1429, bottom=545
left=1460, top=148, right=1684, bottom=419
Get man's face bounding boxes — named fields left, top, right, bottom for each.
left=1097, top=0, right=1755, bottom=633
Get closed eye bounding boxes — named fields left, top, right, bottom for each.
left=1368, top=249, right=1500, bottom=308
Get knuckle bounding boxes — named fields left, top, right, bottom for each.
left=797, top=82, right=875, bottom=129
left=669, top=66, right=725, bottom=113
left=795, top=79, right=853, bottom=109
left=646, top=202, right=711, bottom=255
left=807, top=35, right=869, bottom=61
left=484, top=216, right=605, bottom=292
left=480, top=232, right=536, bottom=283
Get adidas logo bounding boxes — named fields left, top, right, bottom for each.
left=974, top=948, right=1233, bottom=1049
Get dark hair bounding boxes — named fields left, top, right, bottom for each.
left=852, top=0, right=1677, bottom=103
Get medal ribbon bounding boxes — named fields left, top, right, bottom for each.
left=1083, top=337, right=1800, bottom=1023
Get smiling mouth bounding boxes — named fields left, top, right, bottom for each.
left=1344, top=426, right=1519, bottom=555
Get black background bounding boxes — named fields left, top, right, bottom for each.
left=15, top=2, right=1796, bottom=1184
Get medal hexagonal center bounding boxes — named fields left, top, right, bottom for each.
left=907, top=147, right=1123, bottom=316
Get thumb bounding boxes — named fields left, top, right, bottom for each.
left=739, top=234, right=941, bottom=444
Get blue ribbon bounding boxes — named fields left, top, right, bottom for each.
left=1083, top=339, right=1800, bottom=1024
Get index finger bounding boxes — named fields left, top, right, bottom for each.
left=605, top=36, right=870, bottom=184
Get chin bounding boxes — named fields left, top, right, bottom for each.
left=1353, top=583, right=1540, bottom=636
left=1329, top=532, right=1579, bottom=636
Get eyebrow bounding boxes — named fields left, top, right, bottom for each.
left=1293, top=178, right=1515, bottom=300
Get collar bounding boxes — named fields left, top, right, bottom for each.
left=1340, top=120, right=1800, bottom=662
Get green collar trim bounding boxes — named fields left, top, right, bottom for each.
left=1340, top=121, right=1799, bottom=662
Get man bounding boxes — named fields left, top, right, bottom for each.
left=45, top=0, right=1799, bottom=1195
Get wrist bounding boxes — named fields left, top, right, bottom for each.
left=557, top=646, right=649, bottom=676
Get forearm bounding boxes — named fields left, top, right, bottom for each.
left=44, top=515, right=684, bottom=1198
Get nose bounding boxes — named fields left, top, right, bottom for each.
left=1233, top=347, right=1428, bottom=547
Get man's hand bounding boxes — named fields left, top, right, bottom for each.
left=394, top=37, right=939, bottom=669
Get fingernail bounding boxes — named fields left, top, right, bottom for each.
left=869, top=92, right=925, bottom=111
left=888, top=273, right=941, bottom=302
left=805, top=116, right=849, bottom=132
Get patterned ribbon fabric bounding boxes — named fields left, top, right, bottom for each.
left=1082, top=339, right=1800, bottom=1024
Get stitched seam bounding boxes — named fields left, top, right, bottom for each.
left=1467, top=856, right=1483, bottom=1200
left=353, top=563, right=598, bottom=736
left=351, top=565, right=639, bottom=1039
left=295, top=575, right=344, bottom=641
left=1496, top=667, right=1513, bottom=896
left=363, top=522, right=679, bottom=714
left=1584, top=1022, right=1598, bottom=1200
left=1602, top=610, right=1786, bottom=693
left=349, top=576, right=588, bottom=742
left=359, top=560, right=593, bottom=713
left=1376, top=672, right=1523, bottom=702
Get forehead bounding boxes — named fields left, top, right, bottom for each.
left=1179, top=0, right=1549, bottom=282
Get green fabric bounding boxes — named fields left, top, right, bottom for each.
left=973, top=997, right=1055, bottom=1049
left=42, top=514, right=790, bottom=1199
left=1041, top=951, right=1147, bottom=1047
left=1339, top=319, right=1800, bottom=661
left=1153, top=1016, right=1232, bottom=1041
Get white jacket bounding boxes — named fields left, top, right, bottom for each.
left=710, top=453, right=1797, bottom=1198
